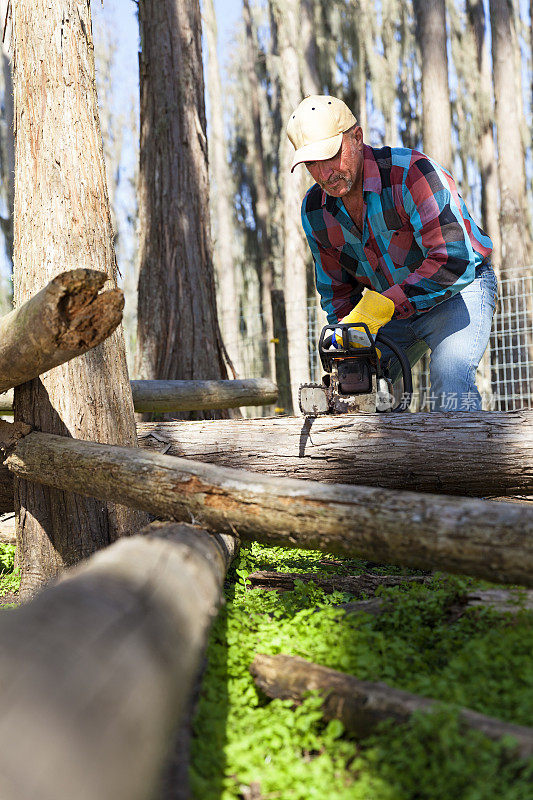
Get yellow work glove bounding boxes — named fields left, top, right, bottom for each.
left=334, top=290, right=395, bottom=349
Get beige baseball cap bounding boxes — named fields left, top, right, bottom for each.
left=287, top=95, right=357, bottom=173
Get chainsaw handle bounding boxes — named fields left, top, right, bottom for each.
left=375, top=332, right=413, bottom=411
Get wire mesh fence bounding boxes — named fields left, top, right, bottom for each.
left=235, top=270, right=533, bottom=414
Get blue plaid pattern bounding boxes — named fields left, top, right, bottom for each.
left=302, top=144, right=493, bottom=322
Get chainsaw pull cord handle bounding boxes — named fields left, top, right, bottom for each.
left=374, top=332, right=413, bottom=412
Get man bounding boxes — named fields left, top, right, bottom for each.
left=287, top=95, right=497, bottom=411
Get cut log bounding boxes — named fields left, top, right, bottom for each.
left=131, top=378, right=277, bottom=412
left=0, top=269, right=123, bottom=394
left=0, top=521, right=238, bottom=800
left=246, top=571, right=430, bottom=594
left=247, top=574, right=533, bottom=615
left=2, top=425, right=533, bottom=586
left=250, top=654, right=533, bottom=760
left=0, top=378, right=278, bottom=415
left=136, top=410, right=533, bottom=497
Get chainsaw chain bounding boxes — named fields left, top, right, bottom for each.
left=298, top=383, right=330, bottom=416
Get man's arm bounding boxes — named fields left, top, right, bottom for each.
left=382, top=156, right=492, bottom=319
left=302, top=208, right=363, bottom=324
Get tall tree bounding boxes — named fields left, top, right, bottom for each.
left=0, top=0, right=13, bottom=286
left=204, top=0, right=241, bottom=376
left=242, top=0, right=276, bottom=382
left=11, top=0, right=144, bottom=598
left=466, top=0, right=501, bottom=269
left=489, top=0, right=531, bottom=274
left=489, top=0, right=532, bottom=408
left=412, top=0, right=453, bottom=168
left=271, top=0, right=311, bottom=412
left=136, top=0, right=228, bottom=410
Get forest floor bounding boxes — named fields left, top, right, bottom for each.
left=189, top=542, right=533, bottom=800
left=1, top=538, right=532, bottom=799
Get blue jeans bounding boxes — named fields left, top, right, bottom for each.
left=378, top=265, right=498, bottom=411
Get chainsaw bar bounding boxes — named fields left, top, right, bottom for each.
left=298, top=383, right=330, bottom=416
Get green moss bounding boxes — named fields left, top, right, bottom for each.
left=191, top=542, right=533, bottom=799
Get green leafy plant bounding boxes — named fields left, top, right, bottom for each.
left=191, top=542, right=533, bottom=799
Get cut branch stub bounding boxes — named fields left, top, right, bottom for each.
left=0, top=269, right=123, bottom=393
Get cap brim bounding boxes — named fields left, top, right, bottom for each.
left=290, top=133, right=343, bottom=173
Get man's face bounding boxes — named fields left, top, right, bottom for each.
left=304, top=127, right=363, bottom=197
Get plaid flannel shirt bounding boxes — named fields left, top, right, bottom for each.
left=301, top=144, right=493, bottom=322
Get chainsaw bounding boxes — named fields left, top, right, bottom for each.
left=299, top=321, right=413, bottom=415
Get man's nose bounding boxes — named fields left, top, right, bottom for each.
left=317, top=160, right=334, bottom=181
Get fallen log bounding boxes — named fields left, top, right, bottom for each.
left=336, top=588, right=533, bottom=618
left=0, top=378, right=278, bottom=416
left=0, top=521, right=238, bottom=800
left=246, top=571, right=430, bottom=594
left=0, top=411, right=530, bottom=510
left=131, top=378, right=277, bottom=412
left=0, top=269, right=123, bottom=394
left=2, top=425, right=533, bottom=586
left=137, top=410, right=533, bottom=496
left=250, top=654, right=533, bottom=760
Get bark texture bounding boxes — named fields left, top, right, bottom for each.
left=242, top=0, right=276, bottom=383
left=272, top=0, right=311, bottom=412
left=136, top=411, right=533, bottom=497
left=136, top=0, right=228, bottom=400
left=131, top=378, right=277, bottom=413
left=489, top=0, right=533, bottom=409
left=0, top=521, right=238, bottom=800
left=412, top=0, right=453, bottom=169
left=11, top=0, right=144, bottom=598
left=0, top=378, right=278, bottom=414
left=3, top=428, right=533, bottom=586
left=0, top=270, right=123, bottom=393
left=489, top=0, right=531, bottom=274
left=246, top=571, right=429, bottom=594
left=203, top=0, right=240, bottom=375
left=250, top=654, right=533, bottom=759
left=466, top=0, right=501, bottom=269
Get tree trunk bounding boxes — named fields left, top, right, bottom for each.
left=0, top=0, right=13, bottom=276
left=11, top=0, right=144, bottom=599
left=3, top=426, right=533, bottom=586
left=136, top=411, right=533, bottom=497
left=489, top=0, right=530, bottom=273
left=467, top=0, right=501, bottom=270
left=203, top=0, right=241, bottom=376
left=380, top=0, right=399, bottom=145
left=272, top=0, right=311, bottom=412
left=136, top=0, right=228, bottom=413
left=0, top=521, right=238, bottom=800
left=250, top=654, right=533, bottom=759
left=300, top=0, right=321, bottom=95
left=412, top=0, right=452, bottom=169
left=242, top=0, right=276, bottom=383
left=489, top=0, right=533, bottom=409
left=0, top=270, right=123, bottom=393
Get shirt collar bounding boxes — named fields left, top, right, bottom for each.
left=320, top=143, right=382, bottom=208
